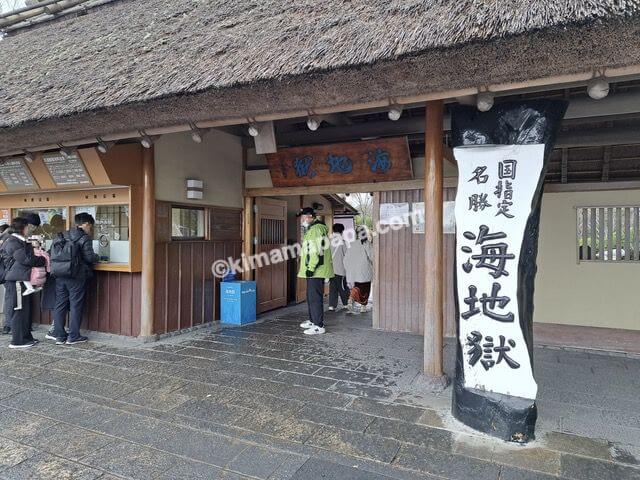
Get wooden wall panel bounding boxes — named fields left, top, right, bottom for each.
left=377, top=188, right=456, bottom=336
left=153, top=239, right=242, bottom=335
left=33, top=271, right=142, bottom=336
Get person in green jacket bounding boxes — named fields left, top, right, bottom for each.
left=297, top=207, right=334, bottom=335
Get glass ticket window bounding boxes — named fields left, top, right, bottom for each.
left=172, top=207, right=205, bottom=239
left=15, top=207, right=66, bottom=248
left=74, top=205, right=130, bottom=264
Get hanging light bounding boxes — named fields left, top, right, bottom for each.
left=190, top=124, right=203, bottom=143
left=388, top=105, right=403, bottom=121
left=248, top=123, right=260, bottom=137
left=306, top=116, right=321, bottom=131
left=139, top=131, right=153, bottom=149
left=476, top=92, right=494, bottom=112
left=96, top=137, right=109, bottom=154
left=587, top=77, right=609, bottom=100
left=23, top=150, right=35, bottom=163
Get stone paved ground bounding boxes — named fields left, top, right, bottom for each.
left=0, top=304, right=639, bottom=479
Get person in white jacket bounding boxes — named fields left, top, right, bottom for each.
left=328, top=223, right=350, bottom=311
left=343, top=225, right=374, bottom=314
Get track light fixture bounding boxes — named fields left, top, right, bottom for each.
left=58, top=143, right=73, bottom=159
left=306, top=116, right=321, bottom=131
left=190, top=124, right=203, bottom=143
left=587, top=77, right=609, bottom=100
left=139, top=131, right=153, bottom=149
left=248, top=123, right=260, bottom=137
left=476, top=92, right=494, bottom=112
left=96, top=137, right=109, bottom=154
left=23, top=150, right=35, bottom=163
left=388, top=105, right=403, bottom=121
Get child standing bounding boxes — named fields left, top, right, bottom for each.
left=22, top=236, right=49, bottom=296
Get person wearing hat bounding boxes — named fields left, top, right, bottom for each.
left=0, top=212, right=41, bottom=336
left=297, top=207, right=334, bottom=335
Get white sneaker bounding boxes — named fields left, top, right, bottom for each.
left=299, top=320, right=314, bottom=329
left=9, top=341, right=36, bottom=349
left=303, top=326, right=326, bottom=335
left=327, top=307, right=335, bottom=311
left=22, top=287, right=41, bottom=296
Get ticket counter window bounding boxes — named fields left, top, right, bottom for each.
left=74, top=205, right=130, bottom=264
left=172, top=207, right=205, bottom=239
left=15, top=207, right=66, bottom=248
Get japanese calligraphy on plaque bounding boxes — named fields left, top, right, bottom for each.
left=0, top=159, right=37, bottom=190
left=43, top=152, right=92, bottom=186
left=454, top=144, right=545, bottom=400
left=266, top=137, right=412, bottom=187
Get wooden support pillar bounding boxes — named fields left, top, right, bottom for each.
left=423, top=100, right=445, bottom=378
left=140, top=146, right=155, bottom=338
left=242, top=196, right=254, bottom=280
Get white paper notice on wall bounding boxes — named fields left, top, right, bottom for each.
left=443, top=201, right=456, bottom=234
left=454, top=144, right=545, bottom=400
left=379, top=202, right=409, bottom=225
left=412, top=202, right=424, bottom=233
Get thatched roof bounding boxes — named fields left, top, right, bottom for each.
left=1, top=0, right=640, bottom=153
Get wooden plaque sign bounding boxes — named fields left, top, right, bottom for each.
left=266, top=137, right=412, bottom=187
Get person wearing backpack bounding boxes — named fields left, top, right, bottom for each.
left=47, top=212, right=99, bottom=345
left=3, top=217, right=47, bottom=349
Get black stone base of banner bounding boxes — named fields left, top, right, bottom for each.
left=452, top=380, right=537, bottom=443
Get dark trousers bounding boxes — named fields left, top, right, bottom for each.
left=328, top=274, right=349, bottom=308
left=306, top=278, right=325, bottom=328
left=6, top=281, right=34, bottom=346
left=53, top=277, right=87, bottom=341
left=3, top=285, right=12, bottom=328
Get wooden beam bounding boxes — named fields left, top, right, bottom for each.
left=601, top=146, right=611, bottom=182
left=443, top=146, right=456, bottom=166
left=544, top=180, right=640, bottom=192
left=246, top=177, right=457, bottom=197
left=561, top=148, right=568, bottom=184
left=242, top=196, right=254, bottom=280
left=139, top=146, right=155, bottom=338
left=423, top=100, right=445, bottom=379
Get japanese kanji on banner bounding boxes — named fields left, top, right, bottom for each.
left=454, top=144, right=544, bottom=400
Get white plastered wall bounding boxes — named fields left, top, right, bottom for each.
left=155, top=130, right=243, bottom=208
left=535, top=189, right=640, bottom=331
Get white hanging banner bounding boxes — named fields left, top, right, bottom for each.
left=454, top=144, right=544, bottom=400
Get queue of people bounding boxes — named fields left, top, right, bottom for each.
left=0, top=212, right=99, bottom=349
left=297, top=207, right=374, bottom=336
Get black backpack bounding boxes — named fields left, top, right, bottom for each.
left=0, top=249, right=14, bottom=284
left=50, top=232, right=84, bottom=278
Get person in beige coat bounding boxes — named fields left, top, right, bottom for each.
left=343, top=225, right=374, bottom=314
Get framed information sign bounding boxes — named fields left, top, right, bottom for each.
left=43, top=152, right=92, bottom=186
left=0, top=159, right=37, bottom=191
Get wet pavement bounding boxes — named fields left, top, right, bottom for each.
left=0, top=304, right=639, bottom=479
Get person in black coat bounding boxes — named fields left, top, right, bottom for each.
left=3, top=217, right=47, bottom=349
left=49, top=212, right=99, bottom=345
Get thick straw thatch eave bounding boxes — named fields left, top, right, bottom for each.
left=0, top=0, right=640, bottom=154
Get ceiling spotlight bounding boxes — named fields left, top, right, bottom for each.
left=306, top=116, right=321, bottom=131
left=58, top=144, right=73, bottom=158
left=248, top=123, right=260, bottom=137
left=190, top=124, right=203, bottom=143
left=476, top=92, right=494, bottom=112
left=587, top=77, right=610, bottom=100
left=23, top=150, right=35, bottom=163
left=388, top=105, right=403, bottom=121
left=139, top=132, right=153, bottom=149
left=96, top=138, right=109, bottom=154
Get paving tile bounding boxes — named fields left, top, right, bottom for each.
left=27, top=423, right=114, bottom=461
left=289, top=457, right=394, bottom=480
left=172, top=398, right=250, bottom=425
left=0, top=382, right=24, bottom=400
left=117, top=387, right=190, bottom=411
left=329, top=381, right=394, bottom=400
left=542, top=431, right=612, bottom=460
left=275, top=372, right=338, bottom=390
left=366, top=417, right=454, bottom=452
left=560, top=453, right=640, bottom=480
left=227, top=445, right=294, bottom=479
left=2, top=451, right=103, bottom=480
left=393, top=443, right=501, bottom=479
left=297, top=404, right=374, bottom=432
left=0, top=388, right=84, bottom=419
left=156, top=460, right=250, bottom=479
left=307, top=425, right=400, bottom=463
left=348, top=397, right=425, bottom=423
left=228, top=392, right=303, bottom=415
left=314, top=366, right=379, bottom=384
left=499, top=466, right=568, bottom=480
left=415, top=408, right=446, bottom=428
left=493, top=445, right=561, bottom=476
left=265, top=453, right=310, bottom=480
left=0, top=408, right=59, bottom=442
left=280, top=385, right=352, bottom=407
left=82, top=441, right=176, bottom=479
left=260, top=416, right=323, bottom=443
left=0, top=438, right=38, bottom=469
